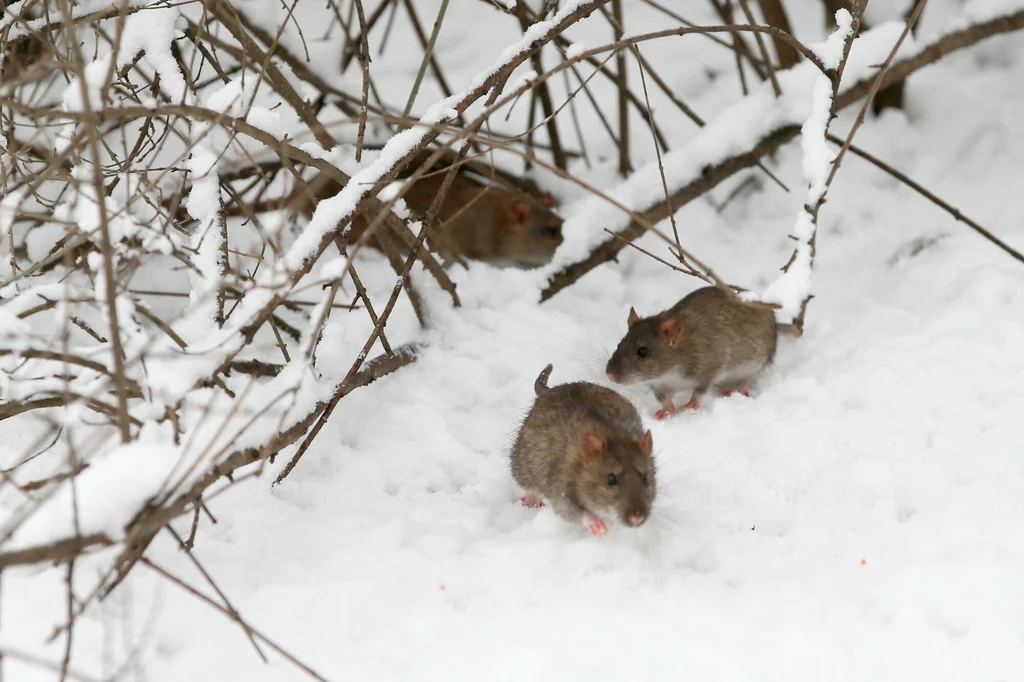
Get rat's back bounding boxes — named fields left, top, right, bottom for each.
left=511, top=379, right=643, bottom=497
left=674, top=286, right=777, bottom=370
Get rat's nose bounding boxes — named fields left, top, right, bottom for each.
left=606, top=369, right=620, bottom=381
left=626, top=511, right=647, bottom=527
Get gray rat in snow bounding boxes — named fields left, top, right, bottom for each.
left=510, top=364, right=656, bottom=537
left=605, top=285, right=783, bottom=419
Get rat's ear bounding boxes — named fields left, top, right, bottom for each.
left=627, top=307, right=641, bottom=327
left=510, top=200, right=531, bottom=230
left=581, top=432, right=604, bottom=461
left=638, top=429, right=653, bottom=456
left=542, top=192, right=556, bottom=208
left=659, top=317, right=683, bottom=345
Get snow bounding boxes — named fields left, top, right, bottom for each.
left=5, top=0, right=1024, bottom=681
left=800, top=77, right=837, bottom=205
left=511, top=68, right=539, bottom=92
left=204, top=77, right=258, bottom=117
left=185, top=145, right=226, bottom=313
left=964, top=0, right=1024, bottom=22
left=5, top=438, right=183, bottom=549
left=2, top=0, right=160, bottom=41
left=565, top=42, right=586, bottom=60
left=54, top=5, right=190, bottom=151
left=0, top=187, right=27, bottom=238
left=64, top=60, right=111, bottom=114
left=114, top=7, right=191, bottom=105
left=185, top=148, right=223, bottom=222
left=248, top=106, right=286, bottom=140
left=0, top=309, right=30, bottom=339
left=812, top=8, right=855, bottom=69
left=537, top=10, right=999, bottom=274
left=318, top=256, right=350, bottom=283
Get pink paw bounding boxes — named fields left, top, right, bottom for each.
left=583, top=512, right=608, bottom=537
left=719, top=389, right=733, bottom=397
left=655, top=408, right=675, bottom=420
left=739, top=388, right=751, bottom=398
left=680, top=400, right=701, bottom=411
left=520, top=495, right=545, bottom=508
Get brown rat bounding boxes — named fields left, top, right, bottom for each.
left=221, top=166, right=563, bottom=269
left=510, top=364, right=656, bottom=537
left=350, top=171, right=563, bottom=268
left=605, top=286, right=777, bottom=419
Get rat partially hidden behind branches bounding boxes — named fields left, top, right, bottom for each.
left=605, top=286, right=780, bottom=419
left=359, top=171, right=564, bottom=268
left=220, top=159, right=565, bottom=269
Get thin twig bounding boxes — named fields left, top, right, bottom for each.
left=513, top=2, right=568, bottom=170
left=609, top=0, right=631, bottom=174
left=738, top=0, right=782, bottom=95
left=542, top=7, right=1024, bottom=300
left=352, top=0, right=372, bottom=161
left=139, top=558, right=326, bottom=681
left=630, top=45, right=682, bottom=261
left=825, top=133, right=1024, bottom=265
left=166, top=526, right=268, bottom=663
left=401, top=0, right=450, bottom=121
left=826, top=0, right=927, bottom=191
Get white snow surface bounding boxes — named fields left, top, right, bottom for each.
left=4, top=0, right=1024, bottom=681
left=5, top=439, right=183, bottom=550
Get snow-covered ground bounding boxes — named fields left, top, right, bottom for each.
left=4, top=0, right=1024, bottom=680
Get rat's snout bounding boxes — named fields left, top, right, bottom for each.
left=605, top=357, right=622, bottom=383
left=625, top=508, right=648, bottom=527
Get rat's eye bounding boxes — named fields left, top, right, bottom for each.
left=607, top=473, right=618, bottom=486
left=542, top=227, right=560, bottom=239
left=637, top=347, right=649, bottom=358
left=641, top=473, right=650, bottom=486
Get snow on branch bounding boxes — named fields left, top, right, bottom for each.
left=540, top=2, right=1024, bottom=302
left=755, top=8, right=860, bottom=324
left=0, top=0, right=612, bottom=584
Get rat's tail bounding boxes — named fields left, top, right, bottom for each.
left=776, top=323, right=803, bottom=338
left=534, top=364, right=554, bottom=395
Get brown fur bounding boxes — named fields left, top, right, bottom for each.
left=511, top=364, right=656, bottom=531
left=352, top=173, right=562, bottom=268
left=605, top=286, right=778, bottom=412
left=243, top=169, right=564, bottom=269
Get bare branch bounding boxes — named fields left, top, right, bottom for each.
left=541, top=8, right=1024, bottom=301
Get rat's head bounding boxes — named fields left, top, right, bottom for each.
left=575, top=429, right=656, bottom=527
left=496, top=194, right=564, bottom=268
left=606, top=307, right=686, bottom=385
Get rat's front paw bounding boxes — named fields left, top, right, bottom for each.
left=583, top=512, right=608, bottom=537
left=520, top=494, right=545, bottom=508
